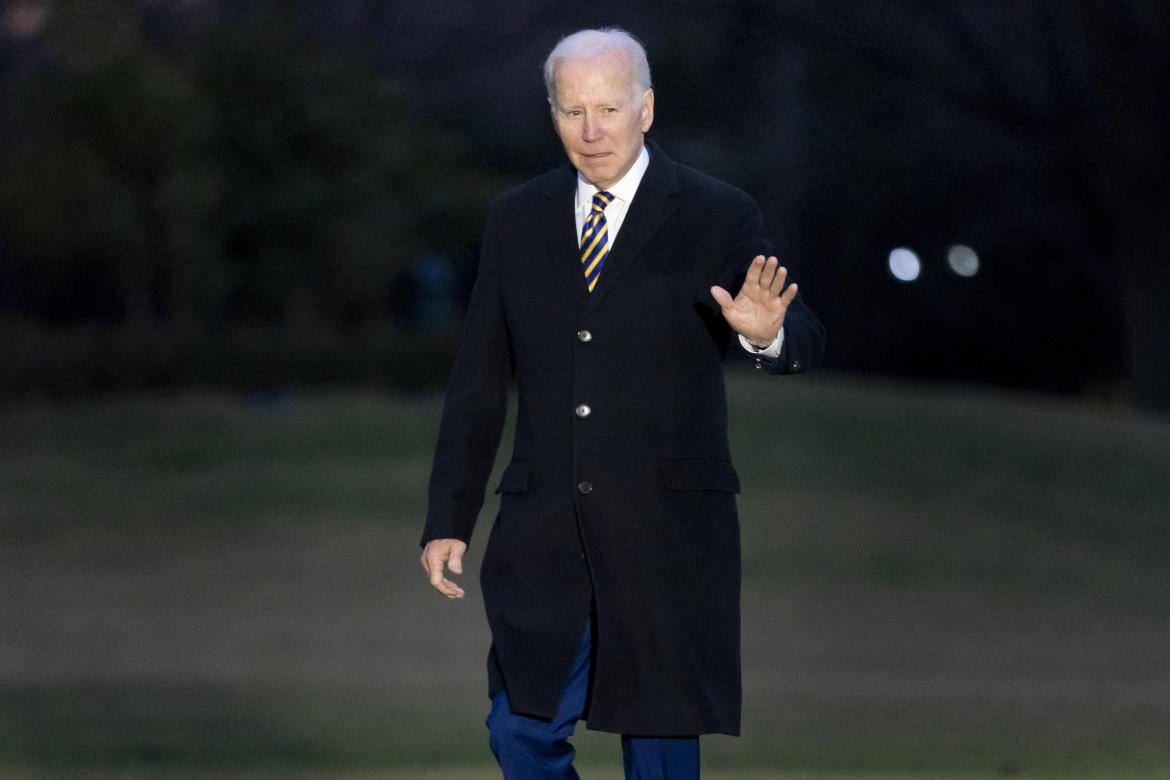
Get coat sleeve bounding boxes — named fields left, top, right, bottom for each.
left=419, top=206, right=512, bottom=547
left=713, top=193, right=826, bottom=375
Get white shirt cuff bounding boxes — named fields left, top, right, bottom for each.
left=738, top=327, right=785, bottom=358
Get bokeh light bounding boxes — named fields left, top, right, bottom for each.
left=947, top=244, right=980, bottom=277
left=888, top=247, right=921, bottom=282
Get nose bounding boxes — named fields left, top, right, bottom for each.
left=581, top=114, right=602, bottom=143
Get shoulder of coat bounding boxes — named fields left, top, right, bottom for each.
left=491, top=164, right=576, bottom=212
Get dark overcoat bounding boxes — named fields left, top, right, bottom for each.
left=421, top=140, right=825, bottom=736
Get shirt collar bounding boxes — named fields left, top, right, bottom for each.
left=575, top=144, right=651, bottom=210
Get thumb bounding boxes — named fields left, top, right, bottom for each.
left=448, top=546, right=464, bottom=574
left=710, top=285, right=734, bottom=309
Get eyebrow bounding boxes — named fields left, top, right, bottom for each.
left=558, top=99, right=624, bottom=110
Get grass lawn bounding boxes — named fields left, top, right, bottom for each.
left=1, top=372, right=1169, bottom=778
left=0, top=769, right=1113, bottom=780
left=0, top=769, right=1135, bottom=780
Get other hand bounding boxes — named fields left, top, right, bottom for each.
left=420, top=538, right=468, bottom=599
left=710, top=255, right=798, bottom=346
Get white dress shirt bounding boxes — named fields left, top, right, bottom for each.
left=573, top=144, right=783, bottom=357
left=573, top=144, right=651, bottom=245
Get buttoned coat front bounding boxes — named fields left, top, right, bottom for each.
left=421, top=141, right=825, bottom=736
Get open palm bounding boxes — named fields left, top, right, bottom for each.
left=710, top=255, right=798, bottom=345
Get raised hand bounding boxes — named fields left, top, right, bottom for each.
left=710, top=255, right=798, bottom=346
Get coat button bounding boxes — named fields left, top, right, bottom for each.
left=793, top=359, right=801, bottom=370
left=575, top=404, right=591, bottom=418
left=754, top=358, right=763, bottom=370
left=577, top=481, right=593, bottom=494
left=577, top=329, right=592, bottom=342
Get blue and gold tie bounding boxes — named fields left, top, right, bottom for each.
left=580, top=191, right=613, bottom=293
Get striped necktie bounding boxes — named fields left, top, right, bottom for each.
left=580, top=190, right=614, bottom=292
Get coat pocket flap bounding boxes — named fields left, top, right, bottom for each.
left=660, top=458, right=741, bottom=493
left=494, top=459, right=530, bottom=494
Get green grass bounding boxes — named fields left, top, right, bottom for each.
left=0, top=770, right=1129, bottom=780
left=2, top=374, right=1169, bottom=777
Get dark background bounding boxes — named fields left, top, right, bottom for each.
left=2, top=3, right=1170, bottom=778
left=2, top=0, right=1168, bottom=409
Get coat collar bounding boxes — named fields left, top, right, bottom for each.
left=537, top=138, right=681, bottom=312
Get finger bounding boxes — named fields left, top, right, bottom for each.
left=436, top=577, right=465, bottom=599
left=768, top=265, right=788, bottom=296
left=431, top=570, right=464, bottom=598
left=448, top=547, right=464, bottom=575
left=437, top=569, right=465, bottom=598
left=428, top=555, right=448, bottom=589
left=710, top=285, right=734, bottom=308
left=422, top=543, right=443, bottom=576
left=759, top=256, right=779, bottom=289
left=745, top=255, right=766, bottom=288
left=780, top=282, right=798, bottom=306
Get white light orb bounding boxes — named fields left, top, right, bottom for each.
left=947, top=244, right=980, bottom=277
left=888, top=247, right=921, bottom=282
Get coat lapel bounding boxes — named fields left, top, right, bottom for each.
left=584, top=142, right=680, bottom=311
left=537, top=165, right=590, bottom=310
left=537, top=141, right=682, bottom=312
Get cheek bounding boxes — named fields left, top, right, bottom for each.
left=554, top=121, right=579, bottom=145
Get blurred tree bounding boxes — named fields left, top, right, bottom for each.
left=199, top=15, right=415, bottom=333
left=3, top=0, right=1164, bottom=404
left=1068, top=3, right=1170, bottom=411
left=0, top=0, right=495, bottom=360
left=0, top=1, right=209, bottom=335
left=715, top=0, right=1170, bottom=409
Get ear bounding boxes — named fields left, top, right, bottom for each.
left=640, top=88, right=655, bottom=133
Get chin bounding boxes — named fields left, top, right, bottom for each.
left=581, top=165, right=614, bottom=186
left=573, top=156, right=606, bottom=173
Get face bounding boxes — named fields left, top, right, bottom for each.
left=551, top=53, right=654, bottom=190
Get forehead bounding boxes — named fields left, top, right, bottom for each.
left=553, top=53, right=635, bottom=100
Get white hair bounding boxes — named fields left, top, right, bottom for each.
left=543, top=27, right=652, bottom=105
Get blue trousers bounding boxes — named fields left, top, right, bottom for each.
left=486, top=619, right=700, bottom=779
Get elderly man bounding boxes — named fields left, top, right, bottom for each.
left=420, top=27, right=825, bottom=779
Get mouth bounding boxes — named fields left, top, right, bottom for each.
left=581, top=152, right=611, bottom=160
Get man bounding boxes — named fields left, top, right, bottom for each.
left=420, top=27, right=825, bottom=779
